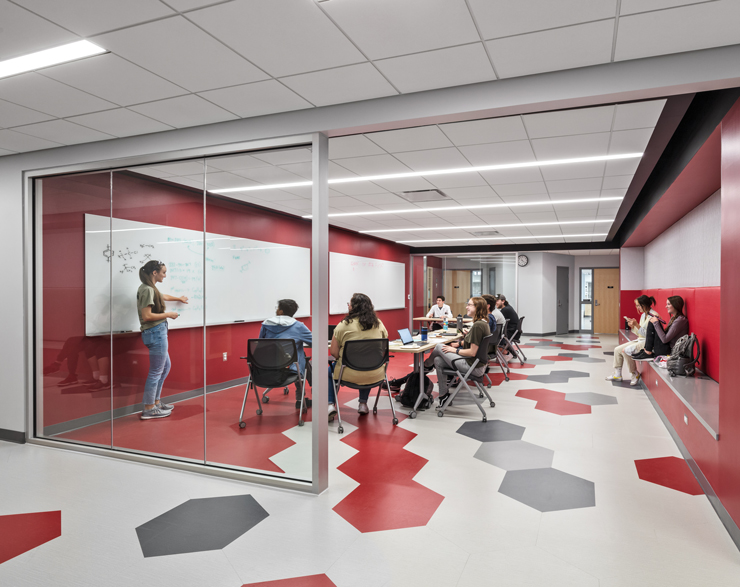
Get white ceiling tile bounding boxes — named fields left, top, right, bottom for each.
left=487, top=20, right=615, bottom=78
left=490, top=182, right=548, bottom=196
left=620, top=0, right=713, bottom=16
left=274, top=162, right=311, bottom=179
left=328, top=179, right=388, bottom=197
left=515, top=212, right=559, bottom=222
left=198, top=80, right=312, bottom=118
left=13, top=119, right=113, bottom=145
left=426, top=172, right=489, bottom=190
left=164, top=0, right=223, bottom=10
left=188, top=0, right=365, bottom=77
left=523, top=106, right=615, bottom=138
left=322, top=0, right=479, bottom=60
left=468, top=0, right=617, bottom=39
left=332, top=154, right=409, bottom=176
left=613, top=100, right=666, bottom=130
left=14, top=0, right=174, bottom=36
left=0, top=1, right=78, bottom=61
left=352, top=194, right=408, bottom=207
left=0, top=147, right=16, bottom=155
left=0, top=129, right=61, bottom=152
left=539, top=161, right=605, bottom=181
left=531, top=133, right=611, bottom=160
left=439, top=116, right=528, bottom=146
left=280, top=63, right=397, bottom=107
left=231, top=166, right=305, bottom=185
left=329, top=135, right=387, bottom=159
left=67, top=108, right=173, bottom=137
left=459, top=140, right=536, bottom=166
left=367, top=126, right=453, bottom=153
left=129, top=95, right=237, bottom=128
left=480, top=167, right=544, bottom=185
left=442, top=186, right=499, bottom=200
left=546, top=178, right=604, bottom=193
left=608, top=128, right=654, bottom=154
left=605, top=157, right=640, bottom=176
left=207, top=154, right=277, bottom=172
left=601, top=175, right=633, bottom=189
left=371, top=176, right=437, bottom=193
left=0, top=73, right=116, bottom=117
left=40, top=53, right=186, bottom=107
left=392, top=147, right=472, bottom=172
left=202, top=171, right=263, bottom=190
left=0, top=99, right=54, bottom=128
left=94, top=16, right=268, bottom=93
left=375, top=43, right=495, bottom=94
left=615, top=1, right=740, bottom=61
left=600, top=189, right=627, bottom=198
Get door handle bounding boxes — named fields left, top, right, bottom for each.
left=594, top=300, right=600, bottom=306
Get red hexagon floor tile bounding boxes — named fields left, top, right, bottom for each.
left=634, top=457, right=703, bottom=495
left=516, top=388, right=592, bottom=416
left=242, top=574, right=336, bottom=586
left=0, top=511, right=61, bottom=564
left=541, top=355, right=574, bottom=362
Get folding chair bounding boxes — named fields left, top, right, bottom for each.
left=332, top=339, right=399, bottom=435
left=485, top=322, right=510, bottom=386
left=437, top=334, right=496, bottom=421
left=238, top=339, right=308, bottom=429
left=500, top=316, right=527, bottom=364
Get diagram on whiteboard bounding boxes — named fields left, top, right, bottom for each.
left=84, top=214, right=310, bottom=335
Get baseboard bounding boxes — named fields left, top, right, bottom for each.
left=0, top=428, right=26, bottom=444
left=641, top=384, right=740, bottom=552
left=522, top=331, right=556, bottom=336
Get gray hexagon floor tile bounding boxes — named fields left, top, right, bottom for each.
left=522, top=358, right=555, bottom=365
left=136, top=494, right=269, bottom=557
left=526, top=370, right=590, bottom=384
left=558, top=352, right=590, bottom=358
left=456, top=419, right=525, bottom=443
left=603, top=351, right=615, bottom=356
left=564, top=392, right=618, bottom=406
left=474, top=440, right=554, bottom=470
left=572, top=357, right=607, bottom=364
left=498, top=468, right=595, bottom=512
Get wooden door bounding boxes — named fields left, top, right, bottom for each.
left=593, top=268, right=620, bottom=334
left=444, top=270, right=470, bottom=316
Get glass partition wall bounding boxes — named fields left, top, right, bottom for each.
left=35, top=140, right=320, bottom=487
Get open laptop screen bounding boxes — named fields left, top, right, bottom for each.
left=398, top=328, right=414, bottom=345
left=328, top=324, right=336, bottom=342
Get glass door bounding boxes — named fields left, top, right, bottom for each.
left=580, top=268, right=593, bottom=333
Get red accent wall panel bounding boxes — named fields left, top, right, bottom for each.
left=719, top=97, right=740, bottom=531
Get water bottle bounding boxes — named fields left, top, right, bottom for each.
left=443, top=316, right=448, bottom=332
left=421, top=325, right=428, bottom=342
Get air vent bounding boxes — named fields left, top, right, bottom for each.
left=472, top=230, right=501, bottom=237
left=397, top=189, right=449, bottom=203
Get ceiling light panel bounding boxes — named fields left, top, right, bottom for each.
left=0, top=40, right=107, bottom=80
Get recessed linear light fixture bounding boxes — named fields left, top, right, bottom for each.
left=211, top=152, right=643, bottom=197
left=360, top=219, right=614, bottom=234
left=397, top=233, right=609, bottom=244
left=306, top=196, right=623, bottom=219
left=0, top=40, right=107, bottom=80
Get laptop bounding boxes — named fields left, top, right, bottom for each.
left=397, top=328, right=416, bottom=346
left=328, top=324, right=336, bottom=342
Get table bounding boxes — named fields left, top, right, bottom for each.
left=389, top=330, right=463, bottom=418
left=413, top=316, right=472, bottom=323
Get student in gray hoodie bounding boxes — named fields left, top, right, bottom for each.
left=259, top=299, right=312, bottom=399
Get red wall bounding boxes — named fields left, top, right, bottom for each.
left=42, top=172, right=410, bottom=426
left=719, top=98, right=740, bottom=534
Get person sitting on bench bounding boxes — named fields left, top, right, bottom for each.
left=633, top=295, right=688, bottom=361
left=606, top=294, right=658, bottom=385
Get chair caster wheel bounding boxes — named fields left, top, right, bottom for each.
left=393, top=418, right=398, bottom=425
left=487, top=384, right=491, bottom=389
left=298, top=420, right=304, bottom=427
left=373, top=407, right=377, bottom=415
left=479, top=393, right=484, bottom=398
left=409, top=411, right=417, bottom=419
left=482, top=416, right=487, bottom=422
left=263, top=397, right=270, bottom=403
left=256, top=409, right=263, bottom=415
left=490, top=401, right=495, bottom=407
left=505, top=377, right=510, bottom=382
left=338, top=426, right=344, bottom=434
left=437, top=411, right=444, bottom=417
left=239, top=421, right=246, bottom=429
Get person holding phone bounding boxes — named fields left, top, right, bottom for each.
left=606, top=295, right=657, bottom=385
left=633, top=296, right=688, bottom=361
left=137, top=260, right=188, bottom=420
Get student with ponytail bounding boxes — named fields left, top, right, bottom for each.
left=137, top=260, right=188, bottom=420
left=606, top=295, right=658, bottom=385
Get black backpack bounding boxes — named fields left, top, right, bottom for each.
left=667, top=333, right=700, bottom=377
left=398, top=371, right=434, bottom=408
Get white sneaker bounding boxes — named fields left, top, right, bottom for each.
left=328, top=403, right=337, bottom=421
left=630, top=373, right=641, bottom=386
left=605, top=373, right=622, bottom=382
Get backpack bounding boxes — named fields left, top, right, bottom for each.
left=398, top=371, right=434, bottom=408
left=667, top=333, right=700, bottom=377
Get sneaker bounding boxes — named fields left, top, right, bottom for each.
left=87, top=380, right=110, bottom=391
left=58, top=374, right=79, bottom=386
left=43, top=361, right=62, bottom=375
left=328, top=403, right=337, bottom=422
left=437, top=392, right=451, bottom=407
left=156, top=401, right=174, bottom=411
left=633, top=352, right=654, bottom=362
left=357, top=402, right=369, bottom=415
left=140, top=406, right=171, bottom=420
left=604, top=373, right=623, bottom=382
left=630, top=373, right=641, bottom=386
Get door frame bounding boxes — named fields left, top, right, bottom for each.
left=580, top=267, right=595, bottom=335
left=556, top=266, right=570, bottom=335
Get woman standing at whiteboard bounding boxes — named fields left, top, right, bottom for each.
left=137, top=260, right=188, bottom=420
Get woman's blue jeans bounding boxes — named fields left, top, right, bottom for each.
left=142, top=322, right=170, bottom=406
left=328, top=363, right=370, bottom=404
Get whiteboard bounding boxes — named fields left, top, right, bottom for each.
left=84, top=214, right=310, bottom=335
left=329, top=252, right=406, bottom=315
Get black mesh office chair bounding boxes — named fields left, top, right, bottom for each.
left=485, top=321, right=510, bottom=386
left=437, top=333, right=495, bottom=421
left=500, top=316, right=527, bottom=364
left=238, top=339, right=308, bottom=429
left=332, top=339, right=398, bottom=435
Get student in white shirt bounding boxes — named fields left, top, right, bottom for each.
left=605, top=295, right=658, bottom=386
left=426, top=295, right=452, bottom=330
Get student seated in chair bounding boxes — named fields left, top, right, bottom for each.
left=426, top=295, right=452, bottom=330
left=632, top=295, right=688, bottom=362
left=496, top=294, right=519, bottom=340
left=482, top=294, right=504, bottom=335
left=259, top=299, right=312, bottom=400
left=330, top=293, right=388, bottom=417
left=606, top=295, right=658, bottom=386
